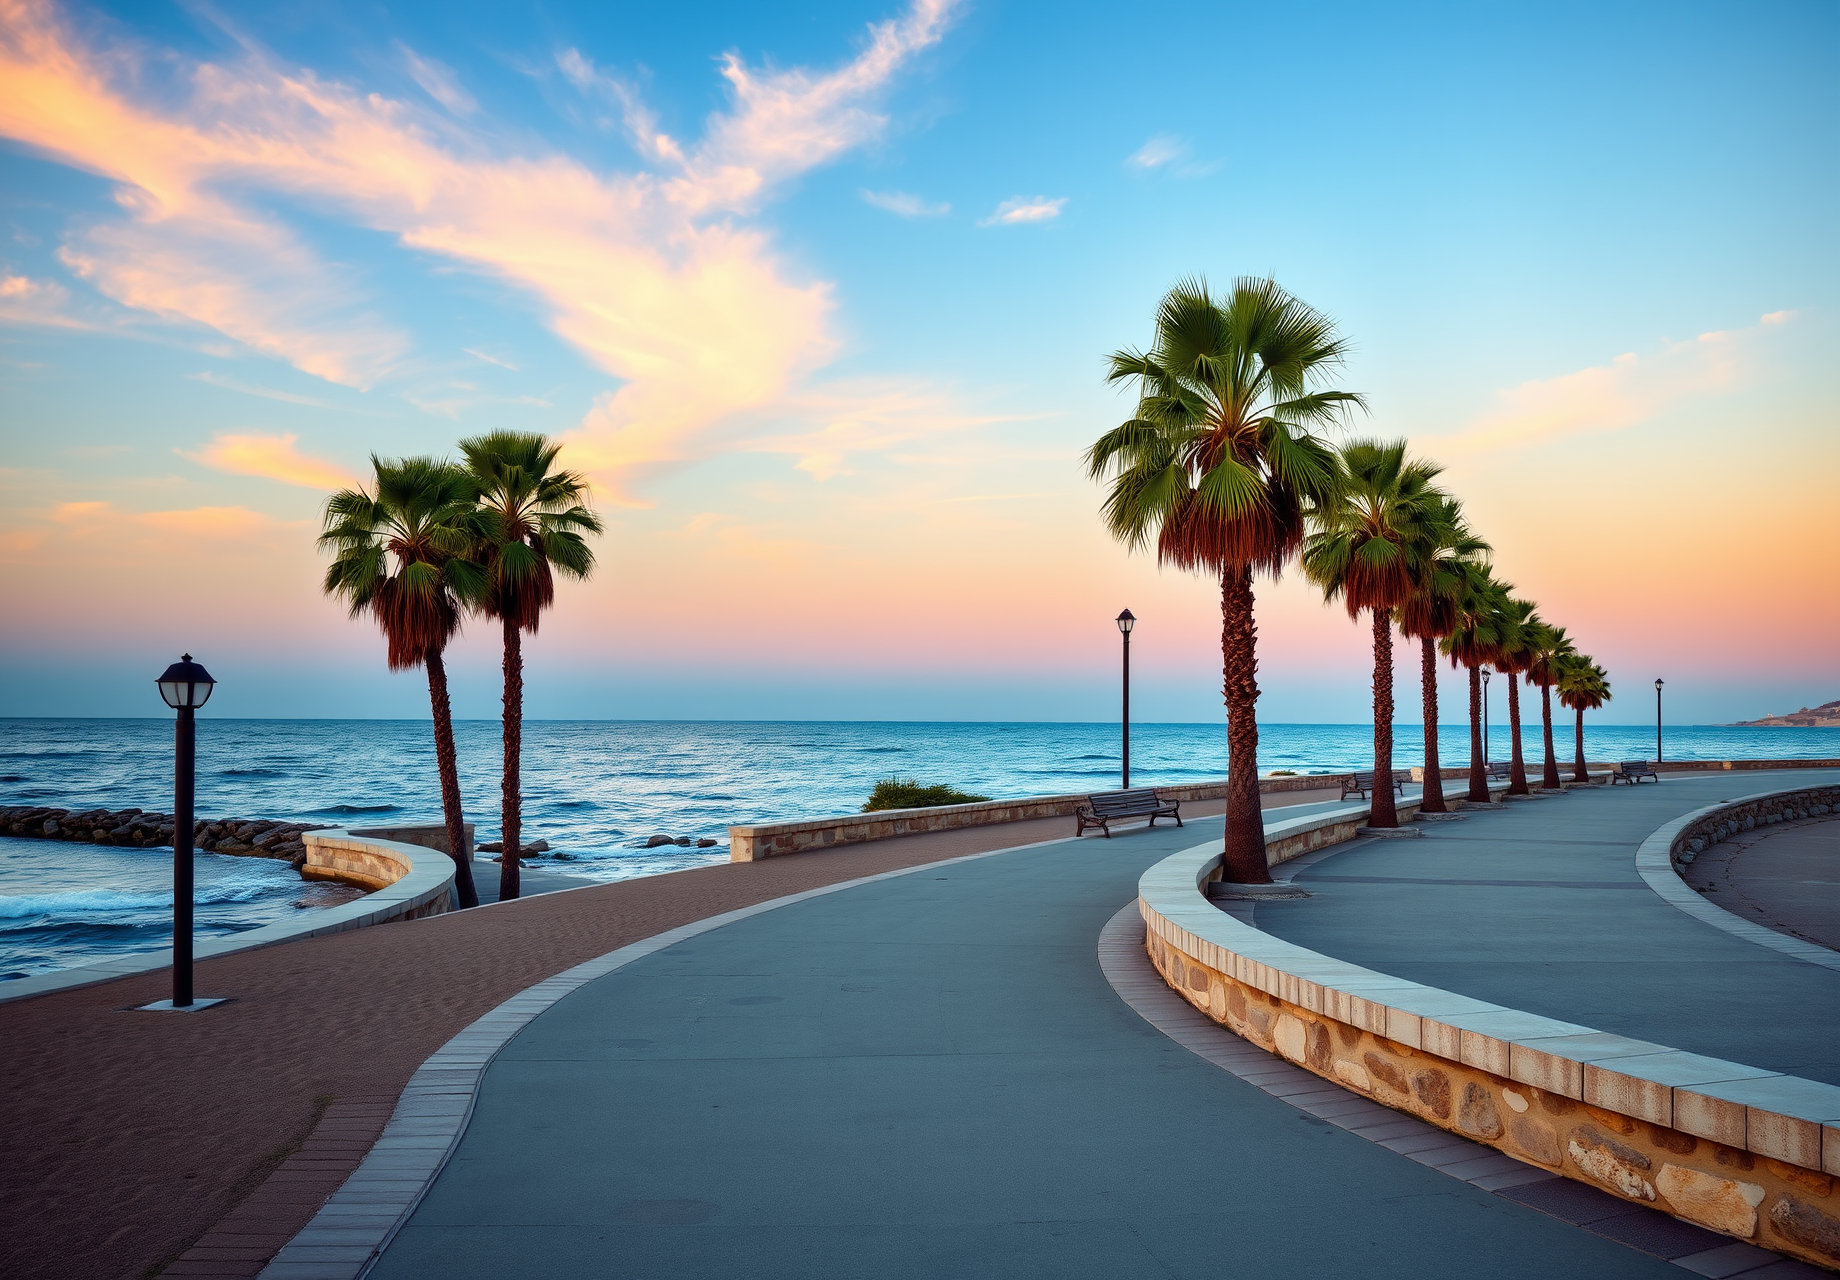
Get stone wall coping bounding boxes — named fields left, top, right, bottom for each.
left=0, top=827, right=455, bottom=1007
left=1137, top=828, right=1840, bottom=1175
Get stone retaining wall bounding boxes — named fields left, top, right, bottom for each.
left=1671, top=788, right=1840, bottom=873
left=0, top=827, right=457, bottom=1006
left=1138, top=831, right=1840, bottom=1271
left=728, top=774, right=1345, bottom=862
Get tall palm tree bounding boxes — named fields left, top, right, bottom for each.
left=1525, top=623, right=1579, bottom=790
left=1301, top=440, right=1445, bottom=827
left=1491, top=596, right=1542, bottom=796
left=460, top=431, right=603, bottom=901
left=1556, top=656, right=1612, bottom=783
left=320, top=456, right=484, bottom=909
left=1087, top=277, right=1360, bottom=882
left=1397, top=496, right=1490, bottom=814
left=1441, top=568, right=1509, bottom=803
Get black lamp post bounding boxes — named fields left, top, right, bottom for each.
left=150, top=653, right=219, bottom=1012
left=1655, top=678, right=1665, bottom=763
left=1116, top=609, right=1135, bottom=790
left=1481, top=668, right=1491, bottom=768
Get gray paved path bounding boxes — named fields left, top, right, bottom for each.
left=1686, top=814, right=1840, bottom=953
left=1263, top=769, right=1840, bottom=1083
left=371, top=814, right=1676, bottom=1279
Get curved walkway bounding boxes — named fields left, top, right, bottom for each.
left=1685, top=814, right=1840, bottom=954
left=1259, top=770, right=1840, bottom=1084
left=364, top=814, right=1677, bottom=1279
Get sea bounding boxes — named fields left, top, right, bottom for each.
left=4, top=717, right=1837, bottom=979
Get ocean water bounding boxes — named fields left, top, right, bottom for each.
left=3, top=717, right=1836, bottom=978
left=0, top=835, right=363, bottom=979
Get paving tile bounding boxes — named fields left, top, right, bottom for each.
left=1674, top=1242, right=1797, bottom=1278
left=1498, top=1176, right=1645, bottom=1225
left=1585, top=1208, right=1730, bottom=1259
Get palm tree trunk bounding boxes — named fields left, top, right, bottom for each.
left=499, top=615, right=523, bottom=902
left=1540, top=680, right=1561, bottom=789
left=1573, top=706, right=1589, bottom=783
left=1220, top=564, right=1271, bottom=884
left=1419, top=635, right=1446, bottom=813
left=1369, top=609, right=1398, bottom=827
left=1506, top=675, right=1529, bottom=794
left=425, top=651, right=478, bottom=910
left=1466, top=662, right=1487, bottom=802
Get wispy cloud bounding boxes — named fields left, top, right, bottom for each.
left=180, top=432, right=360, bottom=490
left=0, top=0, right=961, bottom=493
left=398, top=44, right=475, bottom=116
left=186, top=371, right=335, bottom=407
left=860, top=189, right=949, bottom=217
left=461, top=346, right=520, bottom=371
left=0, top=272, right=92, bottom=329
left=745, top=379, right=1022, bottom=481
left=1127, top=134, right=1185, bottom=169
left=1125, top=133, right=1220, bottom=178
left=1427, top=311, right=1798, bottom=456
left=979, top=195, right=1065, bottom=227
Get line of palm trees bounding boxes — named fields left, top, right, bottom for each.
left=1086, top=277, right=1614, bottom=885
left=318, top=432, right=602, bottom=906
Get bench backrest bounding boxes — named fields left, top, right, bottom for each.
left=1087, top=788, right=1165, bottom=814
left=1619, top=760, right=1654, bottom=773
left=1350, top=770, right=1377, bottom=785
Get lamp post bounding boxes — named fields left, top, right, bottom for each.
left=1481, top=668, right=1491, bottom=768
left=1655, top=678, right=1665, bottom=763
left=1116, top=610, right=1135, bottom=790
left=149, top=653, right=220, bottom=1012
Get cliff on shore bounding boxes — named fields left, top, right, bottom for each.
left=1734, top=699, right=1840, bottom=727
left=0, top=806, right=327, bottom=871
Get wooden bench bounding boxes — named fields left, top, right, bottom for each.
left=1075, top=788, right=1182, bottom=838
left=1340, top=769, right=1405, bottom=801
left=1613, top=760, right=1659, bottom=785
left=1487, top=761, right=1514, bottom=782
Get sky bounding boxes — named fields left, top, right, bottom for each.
left=1, top=0, right=1835, bottom=725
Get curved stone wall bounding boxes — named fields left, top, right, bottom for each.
left=1138, top=835, right=1840, bottom=1270
left=0, top=827, right=456, bottom=1006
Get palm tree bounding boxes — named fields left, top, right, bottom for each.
left=1441, top=568, right=1509, bottom=803
left=1525, top=623, right=1579, bottom=790
left=1301, top=441, right=1445, bottom=827
left=1491, top=596, right=1542, bottom=796
left=1086, top=277, right=1360, bottom=882
left=320, top=457, right=484, bottom=909
left=1397, top=496, right=1489, bottom=814
left=460, top=431, right=603, bottom=901
left=1556, top=656, right=1612, bottom=783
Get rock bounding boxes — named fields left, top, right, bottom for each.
left=552, top=852, right=575, bottom=861
left=1334, top=1059, right=1371, bottom=1091
left=1770, top=1196, right=1840, bottom=1258
left=1412, top=1069, right=1452, bottom=1121
left=1363, top=1052, right=1409, bottom=1097
left=1568, top=1126, right=1655, bottom=1200
left=477, top=841, right=505, bottom=852
left=1509, top=1116, right=1561, bottom=1167
left=42, top=819, right=58, bottom=835
left=526, top=840, right=550, bottom=853
left=1458, top=1082, right=1502, bottom=1139
left=1657, top=1164, right=1763, bottom=1237
left=696, top=838, right=717, bottom=848
left=645, top=834, right=677, bottom=848
left=1274, top=1014, right=1307, bottom=1064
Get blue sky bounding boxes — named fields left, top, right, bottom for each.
left=1, top=0, right=1835, bottom=723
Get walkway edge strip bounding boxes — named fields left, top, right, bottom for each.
left=1094, top=903, right=1804, bottom=1279
left=253, top=829, right=1099, bottom=1280
left=1633, top=785, right=1840, bottom=974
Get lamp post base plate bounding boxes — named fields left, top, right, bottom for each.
left=134, top=997, right=229, bottom=1013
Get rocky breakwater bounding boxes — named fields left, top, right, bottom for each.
left=1, top=805, right=329, bottom=872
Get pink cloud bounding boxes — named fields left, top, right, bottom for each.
left=180, top=433, right=360, bottom=491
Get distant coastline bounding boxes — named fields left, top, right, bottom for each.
left=1732, top=699, right=1840, bottom=728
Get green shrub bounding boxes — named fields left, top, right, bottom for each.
left=1268, top=770, right=1297, bottom=777
left=862, top=777, right=992, bottom=812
